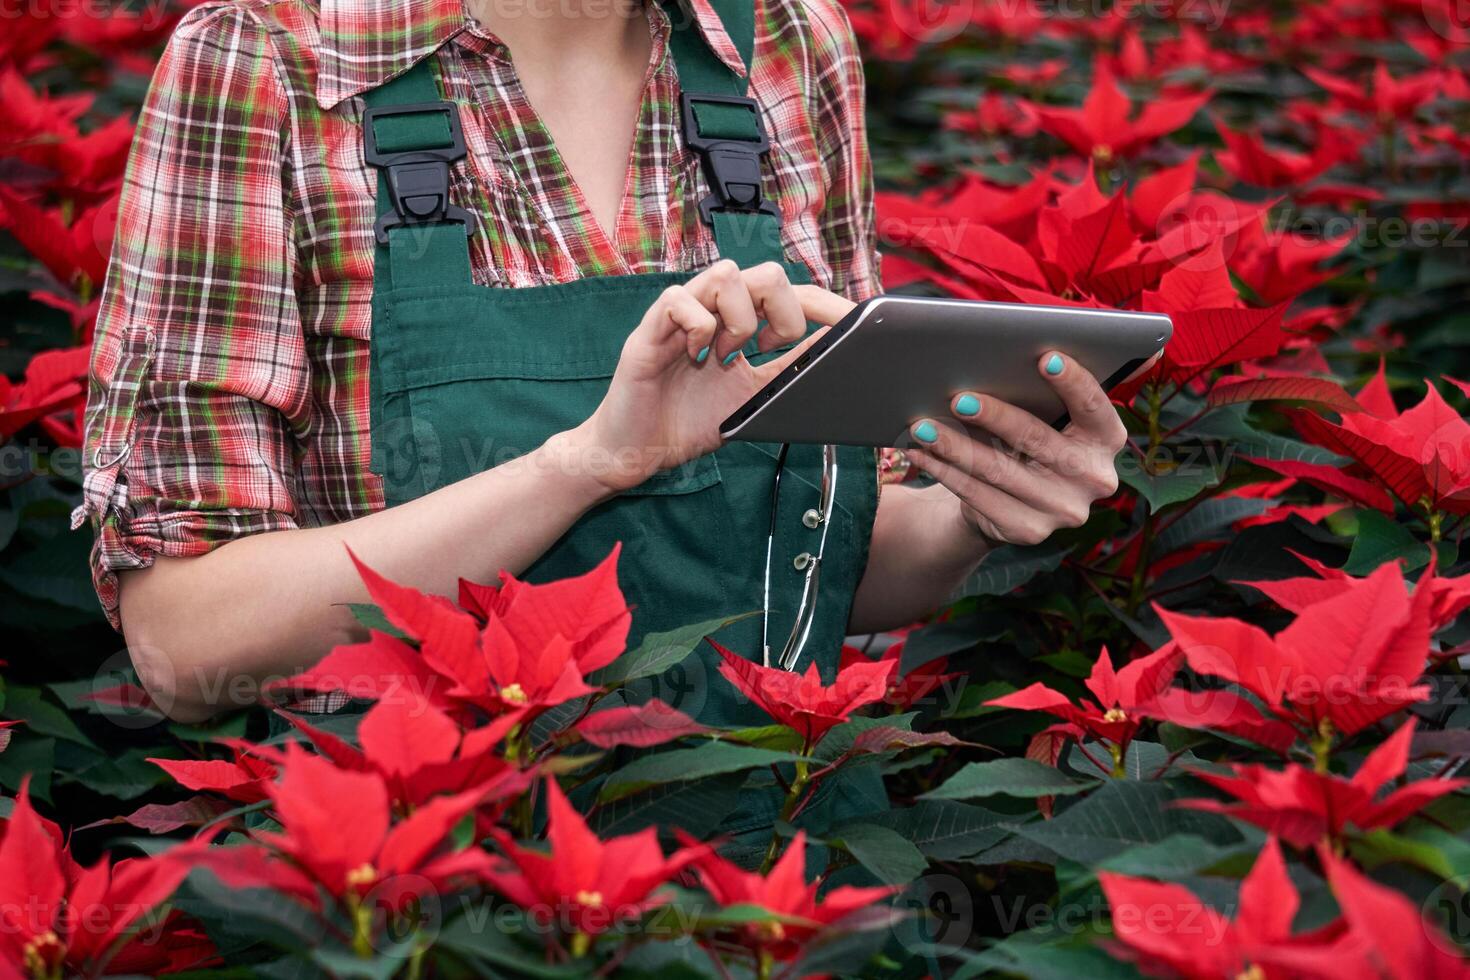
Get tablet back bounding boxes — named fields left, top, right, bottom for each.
left=721, top=295, right=1171, bottom=447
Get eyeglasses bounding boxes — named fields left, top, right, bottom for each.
left=762, top=442, right=839, bottom=671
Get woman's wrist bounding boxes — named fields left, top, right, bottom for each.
left=532, top=422, right=641, bottom=506
left=926, top=483, right=995, bottom=564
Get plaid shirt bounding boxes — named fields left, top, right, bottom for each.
left=78, top=0, right=879, bottom=629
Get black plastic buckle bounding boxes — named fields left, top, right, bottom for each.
left=363, top=102, right=475, bottom=245
left=680, top=92, right=779, bottom=227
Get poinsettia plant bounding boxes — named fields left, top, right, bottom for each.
left=4, top=0, right=1470, bottom=977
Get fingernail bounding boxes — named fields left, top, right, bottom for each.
left=955, top=394, right=982, bottom=417
left=913, top=420, right=939, bottom=444
left=1044, top=353, right=1064, bottom=376
left=723, top=350, right=741, bottom=366
left=696, top=346, right=710, bottom=363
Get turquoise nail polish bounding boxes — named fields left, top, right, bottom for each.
left=913, top=420, right=939, bottom=444
left=1045, top=353, right=1064, bottom=376
left=955, top=394, right=981, bottom=417
left=723, top=350, right=741, bottom=365
left=696, top=346, right=710, bottom=363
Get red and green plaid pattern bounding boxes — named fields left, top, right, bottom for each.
left=78, top=0, right=879, bottom=627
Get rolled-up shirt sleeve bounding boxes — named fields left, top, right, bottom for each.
left=806, top=0, right=881, bottom=303
left=77, top=3, right=307, bottom=630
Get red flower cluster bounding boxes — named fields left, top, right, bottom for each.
left=0, top=548, right=912, bottom=973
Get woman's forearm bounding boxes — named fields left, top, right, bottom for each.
left=848, top=483, right=992, bottom=634
left=119, top=426, right=616, bottom=722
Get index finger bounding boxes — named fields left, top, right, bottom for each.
left=793, top=284, right=857, bottom=326
left=1038, top=351, right=1128, bottom=447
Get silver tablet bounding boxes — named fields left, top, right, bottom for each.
left=720, top=295, right=1172, bottom=447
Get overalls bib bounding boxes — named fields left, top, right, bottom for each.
left=359, top=0, right=878, bottom=729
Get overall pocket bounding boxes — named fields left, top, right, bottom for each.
left=370, top=279, right=743, bottom=648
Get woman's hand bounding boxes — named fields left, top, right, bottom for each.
left=904, top=351, right=1128, bottom=547
left=576, top=260, right=853, bottom=491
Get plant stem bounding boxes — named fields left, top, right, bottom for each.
left=1125, top=383, right=1166, bottom=617
left=1310, top=719, right=1334, bottom=774
left=758, top=759, right=810, bottom=874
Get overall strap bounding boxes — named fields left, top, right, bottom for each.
left=663, top=0, right=786, bottom=269
left=362, top=60, right=474, bottom=288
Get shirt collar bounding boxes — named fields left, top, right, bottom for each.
left=315, top=0, right=747, bottom=111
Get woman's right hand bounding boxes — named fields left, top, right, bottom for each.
left=573, top=260, right=855, bottom=492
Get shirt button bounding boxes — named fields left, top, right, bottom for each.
left=801, top=508, right=822, bottom=528
left=793, top=552, right=813, bottom=570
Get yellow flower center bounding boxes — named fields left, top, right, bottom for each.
left=1103, top=707, right=1128, bottom=723
left=500, top=683, right=528, bottom=705
left=1236, top=966, right=1265, bottom=980
left=1093, top=144, right=1114, bottom=163
left=23, top=931, right=63, bottom=980
left=345, top=862, right=378, bottom=890
left=575, top=890, right=604, bottom=907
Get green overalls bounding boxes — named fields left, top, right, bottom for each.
left=359, top=0, right=878, bottom=730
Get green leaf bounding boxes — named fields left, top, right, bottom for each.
left=590, top=612, right=756, bottom=687
left=943, top=680, right=1018, bottom=719
left=719, top=724, right=805, bottom=751
left=811, top=712, right=917, bottom=762
left=1188, top=404, right=1349, bottom=465
left=1343, top=509, right=1431, bottom=574
left=1098, top=834, right=1257, bottom=878
left=785, top=905, right=906, bottom=979
left=921, top=759, right=1096, bottom=801
left=0, top=527, right=101, bottom=613
left=589, top=772, right=746, bottom=838
left=1351, top=829, right=1468, bottom=880
left=434, top=907, right=589, bottom=978
left=340, top=602, right=408, bottom=641
left=1016, top=780, right=1242, bottom=865
left=0, top=736, right=54, bottom=802
left=899, top=611, right=1010, bottom=671
left=839, top=800, right=1013, bottom=860
left=1118, top=449, right=1226, bottom=513
left=956, top=540, right=1070, bottom=597
left=311, top=942, right=415, bottom=980
left=1154, top=497, right=1270, bottom=554
left=1, top=685, right=97, bottom=748
left=599, top=743, right=802, bottom=801
left=954, top=942, right=1138, bottom=980
left=58, top=747, right=172, bottom=800
left=173, top=871, right=328, bottom=956
left=829, top=823, right=929, bottom=885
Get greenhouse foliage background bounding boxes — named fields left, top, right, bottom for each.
left=2, top=0, right=1470, bottom=975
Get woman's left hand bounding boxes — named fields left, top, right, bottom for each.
left=904, top=351, right=1128, bottom=547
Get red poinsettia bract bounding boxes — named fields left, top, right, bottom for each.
left=480, top=778, right=704, bottom=945
left=1293, top=374, right=1470, bottom=517
left=0, top=783, right=191, bottom=980
left=1032, top=62, right=1211, bottom=163
left=985, top=645, right=1186, bottom=774
left=681, top=830, right=896, bottom=962
left=713, top=642, right=894, bottom=748
left=1156, top=559, right=1434, bottom=741
left=1178, top=719, right=1467, bottom=847
left=182, top=744, right=495, bottom=917
left=1100, top=836, right=1353, bottom=980
left=274, top=546, right=631, bottom=719
left=1319, top=846, right=1470, bottom=980
left=275, top=691, right=530, bottom=813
